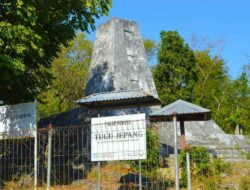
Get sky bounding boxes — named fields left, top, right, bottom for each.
left=87, top=0, right=250, bottom=79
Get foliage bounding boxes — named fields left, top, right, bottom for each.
left=0, top=0, right=111, bottom=104
left=38, top=33, right=92, bottom=118
left=179, top=147, right=234, bottom=188
left=153, top=31, right=197, bottom=105
left=143, top=38, right=158, bottom=64
left=193, top=50, right=229, bottom=107
left=179, top=147, right=210, bottom=187
left=129, top=127, right=160, bottom=174
left=153, top=31, right=250, bottom=134
left=225, top=71, right=250, bottom=134
left=193, top=50, right=232, bottom=131
left=247, top=152, right=250, bottom=160
left=211, top=158, right=231, bottom=175
left=194, top=50, right=250, bottom=134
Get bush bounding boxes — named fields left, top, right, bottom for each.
left=179, top=146, right=235, bottom=188
left=212, top=158, right=231, bottom=175
left=247, top=152, right=250, bottom=160
left=179, top=147, right=210, bottom=187
left=129, top=127, right=160, bottom=174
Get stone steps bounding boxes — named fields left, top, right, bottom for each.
left=186, top=137, right=248, bottom=161
left=187, top=139, right=221, bottom=146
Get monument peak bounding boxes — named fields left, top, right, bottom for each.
left=85, top=18, right=158, bottom=98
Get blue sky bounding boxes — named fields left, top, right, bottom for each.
left=87, top=0, right=250, bottom=79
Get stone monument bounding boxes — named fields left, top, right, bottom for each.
left=86, top=18, right=158, bottom=97
left=39, top=18, right=159, bottom=127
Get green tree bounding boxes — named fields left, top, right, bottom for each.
left=143, top=38, right=158, bottom=64
left=153, top=31, right=197, bottom=105
left=193, top=50, right=250, bottom=134
left=38, top=33, right=92, bottom=118
left=0, top=0, right=111, bottom=104
left=225, top=71, right=250, bottom=134
left=193, top=50, right=231, bottom=132
left=193, top=50, right=230, bottom=121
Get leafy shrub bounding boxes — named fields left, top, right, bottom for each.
left=212, top=158, right=231, bottom=175
left=179, top=146, right=236, bottom=188
left=129, top=127, right=160, bottom=174
left=179, top=147, right=210, bottom=187
left=247, top=152, right=250, bottom=160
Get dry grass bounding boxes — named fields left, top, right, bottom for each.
left=2, top=161, right=250, bottom=190
left=3, top=162, right=132, bottom=190
left=190, top=161, right=250, bottom=190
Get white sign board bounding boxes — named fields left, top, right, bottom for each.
left=0, top=102, right=36, bottom=137
left=91, top=114, right=146, bottom=161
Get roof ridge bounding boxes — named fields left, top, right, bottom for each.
left=150, top=99, right=211, bottom=117
left=75, top=89, right=161, bottom=107
left=87, top=89, right=144, bottom=96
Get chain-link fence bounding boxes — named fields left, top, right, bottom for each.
left=0, top=122, right=250, bottom=190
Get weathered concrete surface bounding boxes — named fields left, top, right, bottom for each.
left=38, top=106, right=154, bottom=127
left=39, top=18, right=159, bottom=127
left=38, top=107, right=90, bottom=127
left=156, top=120, right=250, bottom=160
left=86, top=18, right=158, bottom=97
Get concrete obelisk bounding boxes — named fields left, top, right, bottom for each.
left=86, top=18, right=158, bottom=98
left=39, top=18, right=159, bottom=127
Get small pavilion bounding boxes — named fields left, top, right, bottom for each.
left=149, top=99, right=212, bottom=190
left=149, top=99, right=211, bottom=149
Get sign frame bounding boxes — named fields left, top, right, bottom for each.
left=0, top=102, right=36, bottom=137
left=91, top=113, right=147, bottom=162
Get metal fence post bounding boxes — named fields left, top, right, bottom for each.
left=47, top=124, right=53, bottom=190
left=98, top=161, right=101, bottom=190
left=34, top=129, right=38, bottom=190
left=186, top=152, right=191, bottom=190
left=139, top=160, right=142, bottom=190
left=173, top=113, right=179, bottom=190
left=34, top=100, right=38, bottom=190
left=97, top=113, right=101, bottom=190
left=137, top=109, right=142, bottom=190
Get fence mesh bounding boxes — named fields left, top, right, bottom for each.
left=0, top=122, right=250, bottom=190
